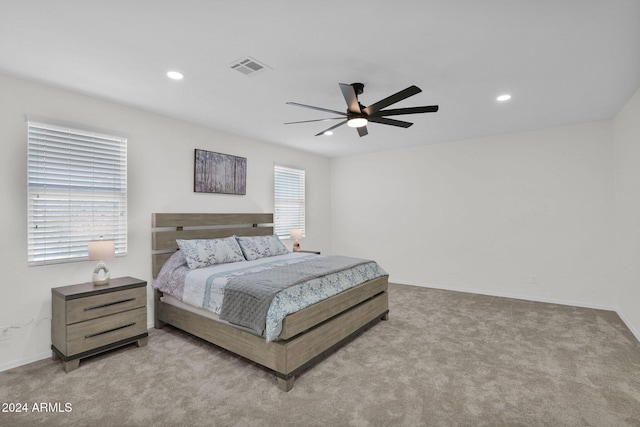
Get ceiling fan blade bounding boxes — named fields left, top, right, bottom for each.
left=363, top=85, right=422, bottom=115
left=286, top=102, right=347, bottom=117
left=285, top=117, right=346, bottom=125
left=339, top=83, right=361, bottom=113
left=371, top=105, right=439, bottom=117
left=315, top=120, right=348, bottom=136
left=357, top=126, right=368, bottom=137
left=368, top=116, right=413, bottom=128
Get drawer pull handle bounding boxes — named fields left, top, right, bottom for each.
left=84, top=298, right=135, bottom=311
left=85, top=322, right=136, bottom=339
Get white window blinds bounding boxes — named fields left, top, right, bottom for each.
left=274, top=165, right=305, bottom=239
left=27, top=121, right=127, bottom=266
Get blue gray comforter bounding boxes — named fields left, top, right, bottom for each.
left=153, top=252, right=388, bottom=342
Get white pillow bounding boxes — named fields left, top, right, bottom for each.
left=236, top=235, right=289, bottom=261
left=176, top=237, right=245, bottom=269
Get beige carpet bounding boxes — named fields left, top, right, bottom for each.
left=1, top=283, right=639, bottom=427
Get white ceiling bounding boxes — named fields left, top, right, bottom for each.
left=1, top=1, right=639, bottom=158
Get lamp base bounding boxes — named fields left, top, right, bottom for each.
left=293, top=240, right=300, bottom=252
left=92, top=260, right=111, bottom=286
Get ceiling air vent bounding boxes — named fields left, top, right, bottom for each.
left=229, top=56, right=270, bottom=76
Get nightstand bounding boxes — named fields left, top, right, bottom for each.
left=51, top=276, right=148, bottom=372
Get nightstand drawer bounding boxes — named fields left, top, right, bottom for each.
left=66, top=287, right=146, bottom=324
left=66, top=306, right=147, bottom=356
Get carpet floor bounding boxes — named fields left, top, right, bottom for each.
left=1, top=283, right=639, bottom=427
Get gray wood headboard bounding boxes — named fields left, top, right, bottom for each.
left=151, top=213, right=274, bottom=278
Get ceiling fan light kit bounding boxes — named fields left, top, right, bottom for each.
left=286, top=82, right=438, bottom=137
left=347, top=117, right=368, bottom=128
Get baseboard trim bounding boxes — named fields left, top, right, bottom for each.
left=0, top=350, right=51, bottom=373
left=391, top=280, right=640, bottom=343
left=391, top=280, right=616, bottom=311
left=614, top=307, right=640, bottom=343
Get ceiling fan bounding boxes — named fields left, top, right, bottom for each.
left=285, top=83, right=438, bottom=137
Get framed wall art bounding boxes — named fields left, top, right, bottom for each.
left=194, top=149, right=246, bottom=195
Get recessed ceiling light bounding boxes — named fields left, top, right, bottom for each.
left=167, top=71, right=184, bottom=80
left=324, top=131, right=333, bottom=136
left=497, top=94, right=511, bottom=102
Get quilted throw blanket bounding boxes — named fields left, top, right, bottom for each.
left=220, top=256, right=373, bottom=336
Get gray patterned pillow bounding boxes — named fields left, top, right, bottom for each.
left=151, top=250, right=189, bottom=297
left=176, top=237, right=245, bottom=269
left=236, top=235, right=289, bottom=261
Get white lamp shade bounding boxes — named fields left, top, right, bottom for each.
left=290, top=229, right=303, bottom=240
left=88, top=240, right=115, bottom=260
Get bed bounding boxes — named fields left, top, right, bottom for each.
left=151, top=213, right=389, bottom=391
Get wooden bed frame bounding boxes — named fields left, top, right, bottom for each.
left=152, top=213, right=389, bottom=391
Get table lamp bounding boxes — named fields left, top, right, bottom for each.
left=88, top=239, right=115, bottom=285
left=290, top=228, right=303, bottom=252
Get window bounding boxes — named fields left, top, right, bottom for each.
left=27, top=120, right=127, bottom=266
left=274, top=165, right=305, bottom=239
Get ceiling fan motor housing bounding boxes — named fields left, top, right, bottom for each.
left=351, top=82, right=364, bottom=96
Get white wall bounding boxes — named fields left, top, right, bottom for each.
left=613, top=87, right=640, bottom=339
left=0, top=73, right=332, bottom=370
left=2, top=71, right=638, bottom=371
left=331, top=122, right=616, bottom=308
